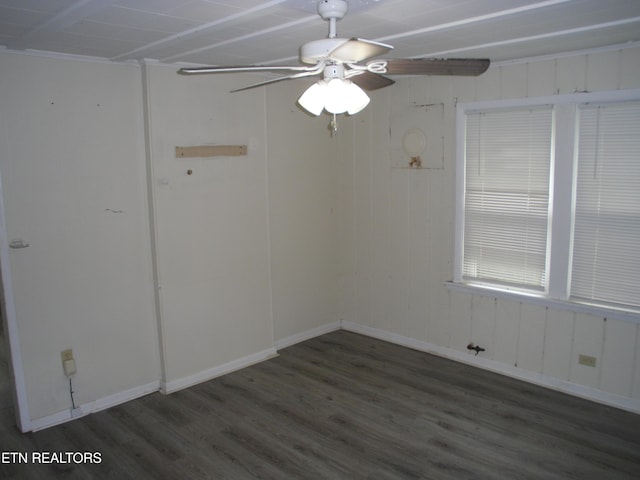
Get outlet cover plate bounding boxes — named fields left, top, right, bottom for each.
left=61, top=349, right=73, bottom=362
left=578, top=354, right=597, bottom=367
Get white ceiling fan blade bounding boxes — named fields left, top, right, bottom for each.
left=178, top=65, right=320, bottom=75
left=328, top=38, right=393, bottom=63
left=230, top=68, right=323, bottom=92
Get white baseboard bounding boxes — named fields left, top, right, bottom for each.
left=30, top=347, right=280, bottom=430
left=30, top=381, right=161, bottom=431
left=154, top=321, right=343, bottom=395
left=161, top=347, right=278, bottom=394
left=341, top=320, right=640, bottom=415
left=30, top=346, right=280, bottom=431
left=274, top=321, right=341, bottom=350
left=30, top=319, right=639, bottom=432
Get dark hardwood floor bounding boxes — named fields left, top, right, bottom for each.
left=1, top=330, right=640, bottom=479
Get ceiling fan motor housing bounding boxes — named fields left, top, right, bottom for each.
left=300, top=0, right=350, bottom=64
left=318, top=0, right=348, bottom=21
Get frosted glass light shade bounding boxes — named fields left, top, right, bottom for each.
left=297, top=81, right=327, bottom=116
left=324, top=78, right=350, bottom=114
left=345, top=81, right=370, bottom=114
left=297, top=78, right=370, bottom=116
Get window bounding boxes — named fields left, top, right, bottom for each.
left=571, top=101, right=640, bottom=308
left=455, top=90, right=640, bottom=313
left=463, top=107, right=552, bottom=289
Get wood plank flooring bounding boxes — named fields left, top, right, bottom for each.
left=1, top=330, right=640, bottom=479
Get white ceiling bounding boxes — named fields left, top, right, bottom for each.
left=1, top=0, right=639, bottom=68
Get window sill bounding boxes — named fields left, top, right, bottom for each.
left=445, top=281, right=640, bottom=324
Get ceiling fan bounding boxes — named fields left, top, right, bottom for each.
left=178, top=0, right=489, bottom=134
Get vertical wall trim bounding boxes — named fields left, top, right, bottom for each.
left=0, top=169, right=31, bottom=432
left=405, top=171, right=411, bottom=336
left=541, top=306, right=549, bottom=373
left=262, top=84, right=275, bottom=346
left=598, top=318, right=607, bottom=390
left=514, top=302, right=522, bottom=367
left=453, top=103, right=466, bottom=282
left=616, top=49, right=622, bottom=91
left=365, top=103, right=375, bottom=327
left=632, top=325, right=640, bottom=399
left=568, top=311, right=576, bottom=379
left=140, top=60, right=167, bottom=387
left=351, top=111, right=358, bottom=324
left=547, top=103, right=576, bottom=299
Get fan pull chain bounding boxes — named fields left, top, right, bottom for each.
left=330, top=113, right=338, bottom=137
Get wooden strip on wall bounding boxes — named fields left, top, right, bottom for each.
left=175, top=145, right=247, bottom=158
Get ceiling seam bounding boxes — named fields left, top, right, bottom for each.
left=232, top=0, right=579, bottom=66
left=416, top=17, right=640, bottom=59
left=160, top=15, right=318, bottom=63
left=109, top=0, right=290, bottom=61
left=159, top=0, right=575, bottom=66
left=8, top=0, right=117, bottom=49
left=374, top=0, right=574, bottom=43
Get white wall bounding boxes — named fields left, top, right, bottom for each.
left=0, top=52, right=159, bottom=423
left=143, top=65, right=344, bottom=385
left=143, top=64, right=276, bottom=388
left=0, top=52, right=347, bottom=427
left=348, top=46, right=640, bottom=410
left=266, top=80, right=351, bottom=343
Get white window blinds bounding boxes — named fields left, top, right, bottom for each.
left=463, top=107, right=553, bottom=288
left=571, top=101, right=640, bottom=308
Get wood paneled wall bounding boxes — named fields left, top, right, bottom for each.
left=348, top=46, right=640, bottom=408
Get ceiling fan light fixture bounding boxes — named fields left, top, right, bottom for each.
left=325, top=78, right=370, bottom=115
left=299, top=78, right=370, bottom=116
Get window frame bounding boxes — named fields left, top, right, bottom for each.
left=461, top=104, right=555, bottom=291
left=453, top=89, right=640, bottom=321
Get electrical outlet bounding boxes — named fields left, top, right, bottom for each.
left=578, top=354, right=597, bottom=367
left=61, top=349, right=77, bottom=376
